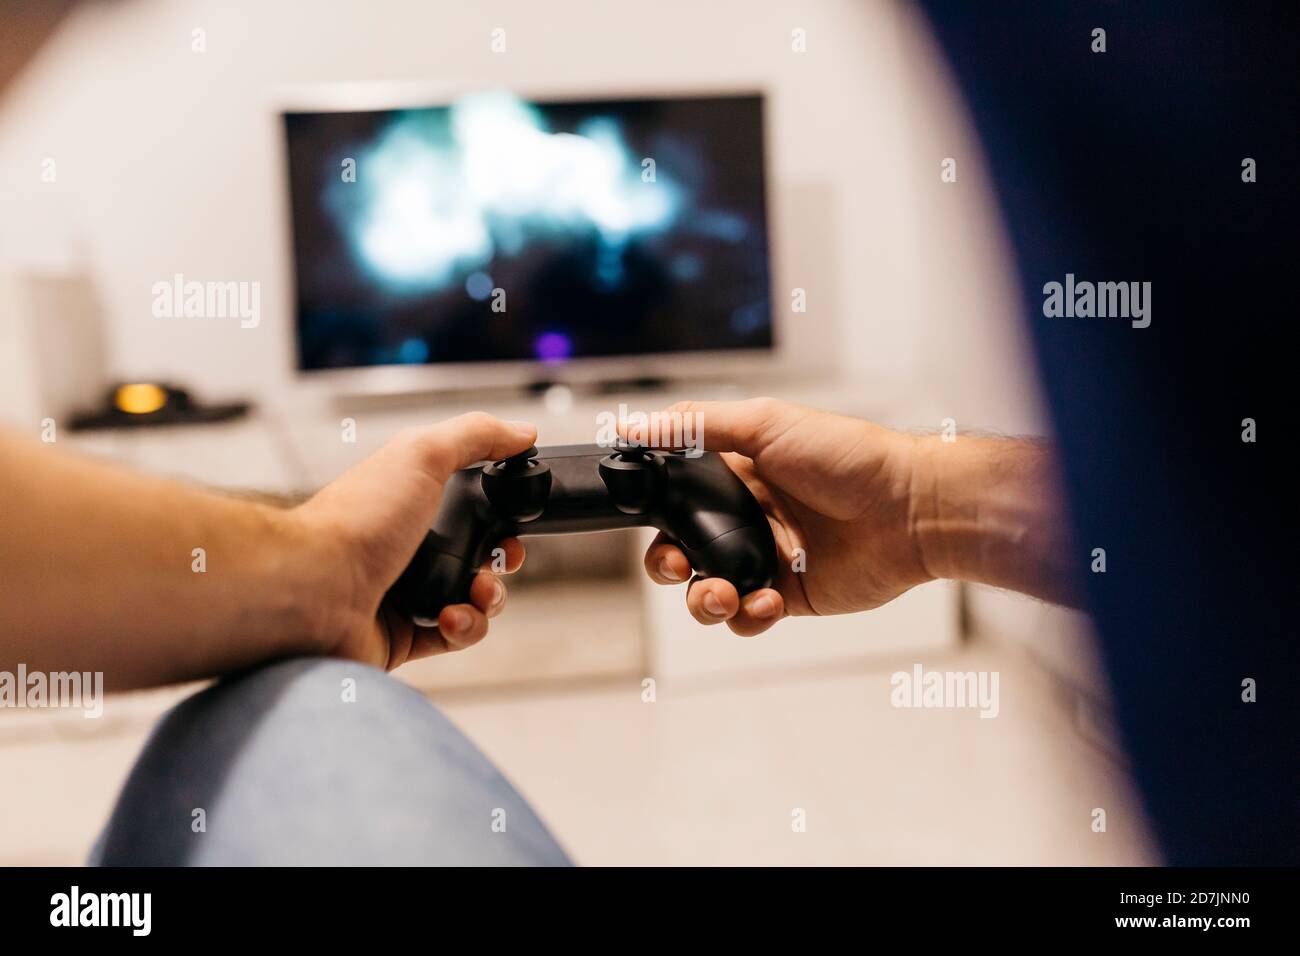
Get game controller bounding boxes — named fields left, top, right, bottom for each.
left=387, top=442, right=778, bottom=623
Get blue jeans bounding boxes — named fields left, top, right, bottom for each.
left=91, top=658, right=571, bottom=866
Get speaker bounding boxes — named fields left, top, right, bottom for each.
left=0, top=270, right=108, bottom=431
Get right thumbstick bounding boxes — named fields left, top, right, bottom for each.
left=599, top=448, right=663, bottom=515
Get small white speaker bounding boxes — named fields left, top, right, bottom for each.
left=0, top=270, right=108, bottom=431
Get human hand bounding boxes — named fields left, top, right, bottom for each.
left=629, top=398, right=933, bottom=636
left=290, top=412, right=537, bottom=669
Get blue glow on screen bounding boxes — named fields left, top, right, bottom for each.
left=325, top=92, right=684, bottom=295
left=464, top=270, right=494, bottom=300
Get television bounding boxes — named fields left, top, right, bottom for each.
left=281, top=90, right=774, bottom=388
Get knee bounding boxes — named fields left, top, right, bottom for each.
left=210, top=655, right=409, bottom=705
left=170, top=657, right=431, bottom=734
left=94, top=658, right=447, bottom=864
left=94, top=656, right=570, bottom=865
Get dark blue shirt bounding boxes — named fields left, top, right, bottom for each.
left=920, top=1, right=1298, bottom=863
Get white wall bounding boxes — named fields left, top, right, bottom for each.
left=0, top=0, right=1047, bottom=435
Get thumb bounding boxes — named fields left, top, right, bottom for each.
left=622, top=398, right=809, bottom=460
left=404, top=412, right=537, bottom=480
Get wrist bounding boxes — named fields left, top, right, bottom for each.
left=906, top=433, right=1074, bottom=600
left=260, top=504, right=356, bottom=658
left=905, top=434, right=988, bottom=584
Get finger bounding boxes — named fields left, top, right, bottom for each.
left=404, top=412, right=537, bottom=478
left=435, top=603, right=489, bottom=651
left=685, top=576, right=740, bottom=625
left=406, top=625, right=452, bottom=661
left=468, top=571, right=508, bottom=619
left=380, top=605, right=417, bottom=666
left=620, top=397, right=809, bottom=458
left=382, top=603, right=452, bottom=663
left=724, top=588, right=785, bottom=638
left=643, top=533, right=692, bottom=584
left=480, top=537, right=526, bottom=574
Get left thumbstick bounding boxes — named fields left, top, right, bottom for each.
left=481, top=447, right=551, bottom=522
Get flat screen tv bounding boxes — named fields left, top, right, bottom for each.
left=282, top=91, right=773, bottom=384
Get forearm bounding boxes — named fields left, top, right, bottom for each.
left=908, top=434, right=1081, bottom=607
left=0, top=431, right=331, bottom=689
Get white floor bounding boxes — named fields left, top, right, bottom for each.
left=0, top=640, right=1155, bottom=866
left=438, top=643, right=1155, bottom=866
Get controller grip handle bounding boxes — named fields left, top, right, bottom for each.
left=678, top=525, right=778, bottom=595
left=386, top=534, right=479, bottom=623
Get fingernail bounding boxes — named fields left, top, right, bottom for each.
left=702, top=592, right=727, bottom=617
left=444, top=609, right=467, bottom=633
left=507, top=420, right=536, bottom=437
left=658, top=558, right=684, bottom=582
left=490, top=579, right=505, bottom=608
left=751, top=595, right=776, bottom=619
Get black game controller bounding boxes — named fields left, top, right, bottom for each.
left=387, top=442, right=778, bottom=623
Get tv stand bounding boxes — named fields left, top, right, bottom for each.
left=526, top=375, right=669, bottom=396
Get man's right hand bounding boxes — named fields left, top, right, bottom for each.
left=628, top=397, right=1076, bottom=637
left=626, top=398, right=935, bottom=637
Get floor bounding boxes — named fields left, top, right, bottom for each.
left=436, top=644, right=1155, bottom=865
left=0, top=640, right=1155, bottom=866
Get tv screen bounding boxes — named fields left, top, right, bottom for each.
left=283, top=92, right=772, bottom=372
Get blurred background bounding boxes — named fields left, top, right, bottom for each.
left=0, top=0, right=1154, bottom=864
